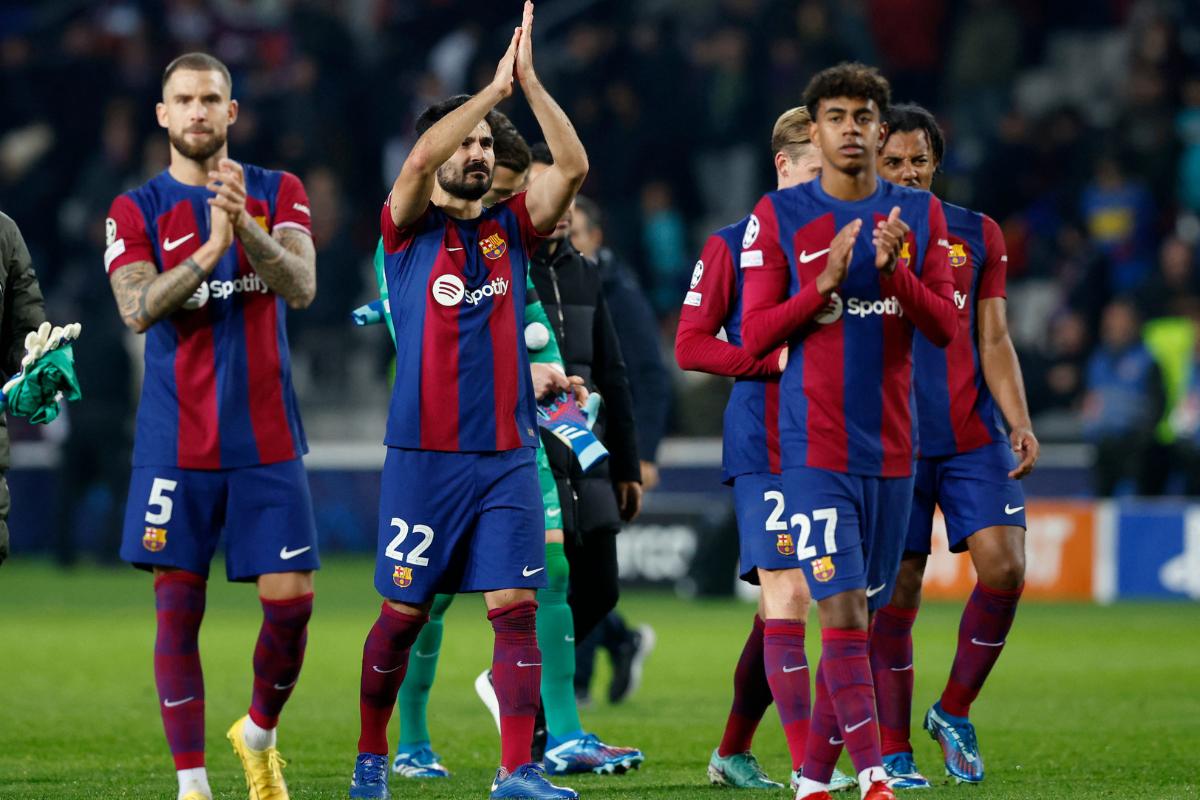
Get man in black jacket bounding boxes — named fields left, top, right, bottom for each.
left=528, top=143, right=642, bottom=648
left=0, top=212, right=50, bottom=566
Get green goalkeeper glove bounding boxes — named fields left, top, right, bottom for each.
left=1, top=322, right=83, bottom=423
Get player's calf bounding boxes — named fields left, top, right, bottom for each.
left=154, top=570, right=208, bottom=796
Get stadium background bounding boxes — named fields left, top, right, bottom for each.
left=0, top=2, right=1198, bottom=798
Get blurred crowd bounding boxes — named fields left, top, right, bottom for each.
left=3, top=0, right=1200, bottom=498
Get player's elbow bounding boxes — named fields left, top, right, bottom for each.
left=287, top=285, right=316, bottom=310
left=674, top=331, right=697, bottom=370
left=929, top=317, right=957, bottom=348
left=122, top=314, right=151, bottom=335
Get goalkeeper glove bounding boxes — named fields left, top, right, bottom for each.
left=538, top=390, right=608, bottom=472
left=1, top=321, right=83, bottom=423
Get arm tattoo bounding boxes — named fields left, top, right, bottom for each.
left=238, top=221, right=316, bottom=308
left=109, top=258, right=208, bottom=332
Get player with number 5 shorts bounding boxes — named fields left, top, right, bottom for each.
left=109, top=53, right=319, bottom=800
left=349, top=5, right=587, bottom=799
left=740, top=64, right=957, bottom=800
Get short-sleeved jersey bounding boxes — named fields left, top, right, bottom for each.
left=380, top=192, right=544, bottom=452
left=105, top=166, right=311, bottom=470
left=742, top=177, right=955, bottom=478
left=913, top=203, right=1010, bottom=457
left=676, top=216, right=781, bottom=481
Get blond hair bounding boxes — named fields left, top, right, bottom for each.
left=771, top=106, right=813, bottom=160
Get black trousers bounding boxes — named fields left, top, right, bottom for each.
left=563, top=525, right=620, bottom=647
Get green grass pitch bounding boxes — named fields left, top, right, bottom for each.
left=1, top=558, right=1197, bottom=799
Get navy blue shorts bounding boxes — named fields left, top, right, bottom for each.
left=782, top=466, right=914, bottom=610
left=120, top=458, right=320, bottom=581
left=733, top=472, right=804, bottom=584
left=375, top=447, right=545, bottom=603
left=906, top=442, right=1027, bottom=555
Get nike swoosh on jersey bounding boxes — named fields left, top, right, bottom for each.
left=798, top=247, right=831, bottom=263
left=522, top=566, right=545, bottom=577
left=163, top=233, right=195, bottom=251
left=1005, top=504, right=1024, bottom=515
left=279, top=546, right=312, bottom=560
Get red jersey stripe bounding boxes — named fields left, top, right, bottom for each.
left=486, top=235, right=521, bottom=450
left=173, top=311, right=221, bottom=469
left=420, top=243, right=463, bottom=450
left=765, top=381, right=781, bottom=474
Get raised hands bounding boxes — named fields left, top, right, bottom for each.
left=491, top=25, right=522, bottom=100
left=516, top=1, right=538, bottom=86
left=873, top=206, right=911, bottom=274
left=816, top=218, right=861, bottom=295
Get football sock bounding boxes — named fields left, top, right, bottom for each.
left=717, top=615, right=773, bottom=757
left=821, top=628, right=882, bottom=776
left=941, top=581, right=1023, bottom=717
left=489, top=599, right=541, bottom=772
left=869, top=603, right=918, bottom=755
left=242, top=716, right=275, bottom=752
left=154, top=571, right=207, bottom=770
left=798, top=659, right=841, bottom=786
left=538, top=543, right=583, bottom=740
left=762, top=619, right=810, bottom=770
left=248, top=592, right=313, bottom=738
left=397, top=593, right=453, bottom=747
left=358, top=603, right=427, bottom=755
left=176, top=766, right=211, bottom=800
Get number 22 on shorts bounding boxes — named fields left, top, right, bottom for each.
left=386, top=518, right=435, bottom=566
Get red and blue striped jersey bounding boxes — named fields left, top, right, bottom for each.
left=912, top=202, right=1009, bottom=456
left=105, top=166, right=311, bottom=470
left=741, top=177, right=957, bottom=478
left=675, top=216, right=783, bottom=482
left=380, top=192, right=544, bottom=452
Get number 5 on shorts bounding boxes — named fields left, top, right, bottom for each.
left=386, top=518, right=435, bottom=567
left=789, top=507, right=838, bottom=560
left=145, top=478, right=178, bottom=525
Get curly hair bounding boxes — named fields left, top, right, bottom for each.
left=802, top=62, right=891, bottom=118
left=883, top=103, right=945, bottom=165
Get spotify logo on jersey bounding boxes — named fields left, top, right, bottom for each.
left=432, top=274, right=466, bottom=306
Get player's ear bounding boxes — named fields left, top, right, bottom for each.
left=876, top=121, right=889, bottom=153
left=155, top=102, right=168, bottom=130
left=227, top=98, right=239, bottom=126
left=774, top=150, right=790, bottom=180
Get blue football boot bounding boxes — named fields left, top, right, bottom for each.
left=790, top=767, right=858, bottom=793
left=924, top=702, right=984, bottom=783
left=882, top=752, right=931, bottom=789
left=544, top=732, right=644, bottom=775
left=490, top=763, right=578, bottom=799
left=349, top=753, right=390, bottom=799
left=391, top=743, right=450, bottom=778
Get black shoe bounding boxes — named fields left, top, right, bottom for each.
left=607, top=624, right=656, bottom=704
left=531, top=702, right=548, bottom=762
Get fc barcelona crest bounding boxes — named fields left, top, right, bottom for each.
left=948, top=243, right=968, bottom=268
left=810, top=556, right=836, bottom=583
left=393, top=565, right=413, bottom=588
left=480, top=233, right=507, bottom=260
left=897, top=241, right=912, bottom=269
left=143, top=526, right=167, bottom=552
left=776, top=533, right=795, bottom=556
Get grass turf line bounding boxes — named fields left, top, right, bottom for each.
left=0, top=558, right=1197, bottom=799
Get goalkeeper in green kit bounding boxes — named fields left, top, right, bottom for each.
left=351, top=114, right=644, bottom=778
left=0, top=212, right=83, bottom=566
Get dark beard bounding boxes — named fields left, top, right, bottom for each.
left=437, top=165, right=492, bottom=201
left=169, top=129, right=226, bottom=162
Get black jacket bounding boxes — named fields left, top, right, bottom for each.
left=0, top=212, right=48, bottom=564
left=530, top=237, right=639, bottom=536
left=596, top=247, right=669, bottom=462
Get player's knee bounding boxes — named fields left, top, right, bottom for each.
left=979, top=551, right=1025, bottom=591
left=429, top=593, right=455, bottom=619
left=891, top=555, right=927, bottom=609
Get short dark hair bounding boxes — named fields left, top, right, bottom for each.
left=573, top=194, right=603, bottom=232
left=530, top=142, right=553, bottom=166
left=802, top=62, right=890, bottom=118
left=162, top=52, right=232, bottom=93
left=491, top=113, right=531, bottom=173
left=883, top=103, right=945, bottom=165
left=415, top=94, right=504, bottom=137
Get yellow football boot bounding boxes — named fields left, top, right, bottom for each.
left=227, top=715, right=289, bottom=800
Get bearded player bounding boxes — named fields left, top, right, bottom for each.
left=107, top=52, right=318, bottom=800
left=675, top=105, right=853, bottom=794
left=872, top=103, right=1036, bottom=788
left=740, top=63, right=957, bottom=800
left=348, top=4, right=588, bottom=799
